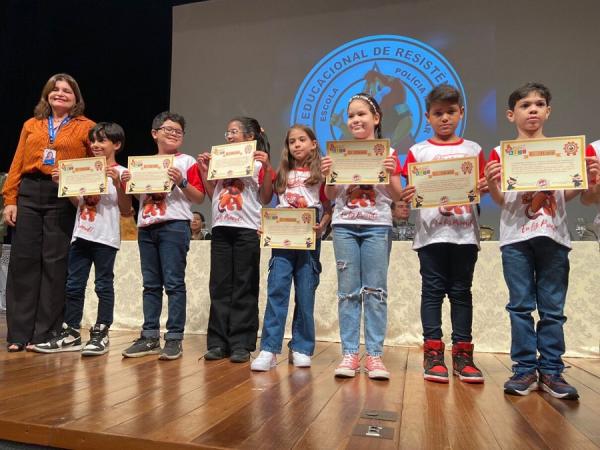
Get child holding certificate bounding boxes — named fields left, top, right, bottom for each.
left=485, top=82, right=599, bottom=399
left=197, top=117, right=274, bottom=363
left=121, top=112, right=205, bottom=361
left=251, top=125, right=332, bottom=371
left=34, top=122, right=131, bottom=355
left=321, top=93, right=403, bottom=380
left=401, top=85, right=486, bottom=384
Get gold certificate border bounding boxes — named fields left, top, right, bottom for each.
left=326, top=139, right=390, bottom=185
left=407, top=156, right=480, bottom=209
left=260, top=207, right=316, bottom=250
left=58, top=156, right=108, bottom=198
left=500, top=135, right=587, bottom=192
left=208, top=140, right=257, bottom=180
left=126, top=155, right=174, bottom=194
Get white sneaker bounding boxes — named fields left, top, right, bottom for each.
left=250, top=351, right=276, bottom=371
left=290, top=351, right=311, bottom=367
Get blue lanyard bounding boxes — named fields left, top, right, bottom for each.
left=48, top=115, right=71, bottom=145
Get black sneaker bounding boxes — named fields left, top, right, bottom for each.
left=204, top=347, right=230, bottom=360
left=504, top=371, right=538, bottom=396
left=82, top=324, right=109, bottom=356
left=230, top=349, right=251, bottom=363
left=122, top=335, right=161, bottom=358
left=159, top=339, right=183, bottom=360
left=539, top=373, right=579, bottom=400
left=33, top=323, right=81, bottom=353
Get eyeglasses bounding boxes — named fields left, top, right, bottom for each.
left=158, top=126, right=185, bottom=137
left=224, top=129, right=242, bottom=138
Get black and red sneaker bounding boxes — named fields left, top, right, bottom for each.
left=423, top=339, right=448, bottom=383
left=452, top=342, right=484, bottom=384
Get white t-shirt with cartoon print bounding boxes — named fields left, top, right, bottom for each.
left=71, top=164, right=126, bottom=249
left=402, top=139, right=485, bottom=250
left=277, top=168, right=325, bottom=217
left=490, top=146, right=571, bottom=249
left=331, top=149, right=401, bottom=227
left=211, top=160, right=272, bottom=230
left=588, top=140, right=600, bottom=234
left=137, top=153, right=204, bottom=228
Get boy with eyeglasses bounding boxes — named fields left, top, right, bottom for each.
left=121, top=111, right=205, bottom=360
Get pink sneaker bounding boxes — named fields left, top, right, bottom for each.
left=334, top=353, right=360, bottom=378
left=364, top=355, right=390, bottom=380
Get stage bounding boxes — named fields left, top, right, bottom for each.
left=0, top=318, right=599, bottom=449
left=80, top=241, right=600, bottom=357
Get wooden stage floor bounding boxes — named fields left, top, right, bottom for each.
left=0, top=317, right=599, bottom=449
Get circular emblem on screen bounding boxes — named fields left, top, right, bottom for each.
left=290, top=35, right=466, bottom=151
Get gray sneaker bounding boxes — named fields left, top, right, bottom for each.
left=33, top=323, right=82, bottom=353
left=122, top=335, right=161, bottom=358
left=159, top=339, right=183, bottom=360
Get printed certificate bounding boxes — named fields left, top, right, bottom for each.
left=326, top=139, right=390, bottom=184
left=58, top=156, right=108, bottom=198
left=407, top=157, right=479, bottom=209
left=126, top=155, right=174, bottom=194
left=500, top=136, right=587, bottom=192
left=261, top=208, right=316, bottom=250
left=208, top=140, right=256, bottom=180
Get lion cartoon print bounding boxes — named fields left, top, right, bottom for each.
left=218, top=179, right=245, bottom=212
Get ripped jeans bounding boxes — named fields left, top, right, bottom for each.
left=332, top=224, right=392, bottom=356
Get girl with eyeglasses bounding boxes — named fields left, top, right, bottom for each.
left=197, top=117, right=274, bottom=363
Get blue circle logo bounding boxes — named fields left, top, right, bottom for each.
left=290, top=35, right=466, bottom=152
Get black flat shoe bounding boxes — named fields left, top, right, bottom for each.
left=7, top=343, right=25, bottom=352
left=204, top=347, right=229, bottom=360
left=230, top=349, right=250, bottom=363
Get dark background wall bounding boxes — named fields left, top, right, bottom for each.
left=0, top=0, right=186, bottom=171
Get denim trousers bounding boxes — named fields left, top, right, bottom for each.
left=501, top=237, right=570, bottom=375
left=260, top=240, right=322, bottom=356
left=207, top=226, right=261, bottom=352
left=64, top=238, right=118, bottom=329
left=332, top=224, right=391, bottom=356
left=138, top=220, right=191, bottom=340
left=417, top=243, right=478, bottom=343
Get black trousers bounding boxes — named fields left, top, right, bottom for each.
left=207, top=226, right=260, bottom=352
left=6, top=175, right=76, bottom=344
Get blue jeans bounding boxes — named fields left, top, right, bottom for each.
left=64, top=238, right=118, bottom=329
left=417, top=243, right=478, bottom=343
left=501, top=237, right=570, bottom=375
left=333, top=225, right=391, bottom=356
left=138, top=220, right=191, bottom=340
left=260, top=241, right=322, bottom=355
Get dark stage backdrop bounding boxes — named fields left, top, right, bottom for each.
left=0, top=0, right=176, bottom=172
left=171, top=0, right=600, bottom=236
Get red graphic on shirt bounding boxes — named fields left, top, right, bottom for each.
left=522, top=191, right=557, bottom=219
left=80, top=195, right=100, bottom=222
left=218, top=179, right=245, bottom=212
left=438, top=196, right=473, bottom=217
left=285, top=192, right=308, bottom=208
left=346, top=185, right=376, bottom=209
left=142, top=193, right=167, bottom=218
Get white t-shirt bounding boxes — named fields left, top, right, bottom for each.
left=402, top=139, right=485, bottom=250
left=331, top=149, right=401, bottom=227
left=490, top=146, right=571, bottom=248
left=137, top=153, right=204, bottom=228
left=211, top=161, right=273, bottom=230
left=276, top=168, right=326, bottom=217
left=71, top=164, right=126, bottom=249
left=588, top=141, right=600, bottom=232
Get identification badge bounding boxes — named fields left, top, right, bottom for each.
left=42, top=148, right=56, bottom=165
